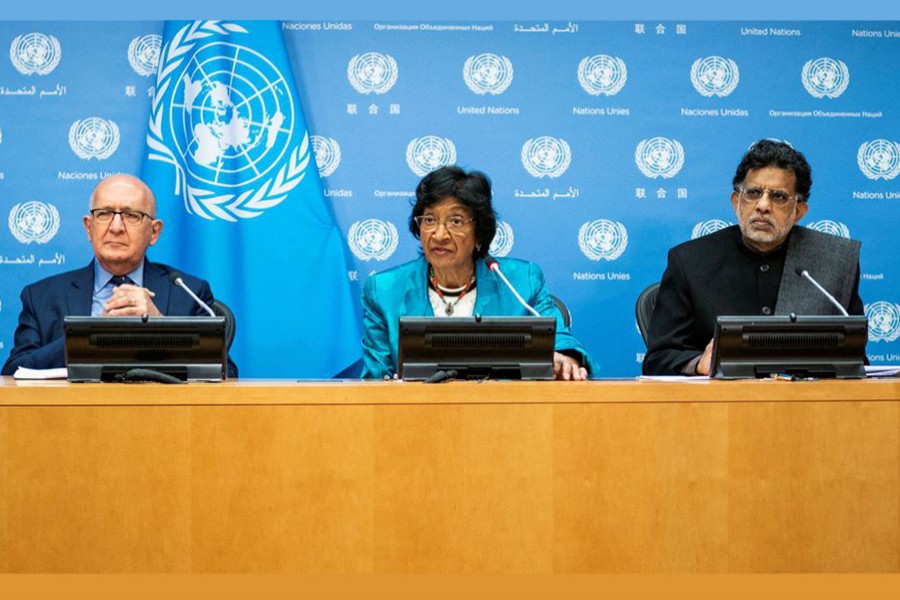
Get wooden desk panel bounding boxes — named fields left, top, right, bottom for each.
left=1, top=378, right=898, bottom=573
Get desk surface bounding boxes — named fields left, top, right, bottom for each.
left=2, top=377, right=898, bottom=573
left=2, top=376, right=900, bottom=406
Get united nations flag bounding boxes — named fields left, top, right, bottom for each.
left=141, top=21, right=361, bottom=378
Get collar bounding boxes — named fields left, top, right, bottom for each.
left=402, top=255, right=504, bottom=316
left=92, top=259, right=145, bottom=293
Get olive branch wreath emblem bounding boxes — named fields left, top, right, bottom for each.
left=146, top=20, right=310, bottom=222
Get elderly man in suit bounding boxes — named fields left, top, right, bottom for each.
left=2, top=174, right=238, bottom=377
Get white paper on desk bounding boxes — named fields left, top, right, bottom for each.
left=865, top=365, right=900, bottom=378
left=13, top=366, right=68, bottom=380
left=638, top=375, right=710, bottom=382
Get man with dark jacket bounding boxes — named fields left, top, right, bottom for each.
left=2, top=174, right=238, bottom=377
left=643, top=140, right=863, bottom=376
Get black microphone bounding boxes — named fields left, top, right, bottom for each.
left=484, top=256, right=540, bottom=316
left=423, top=369, right=458, bottom=384
left=795, top=267, right=849, bottom=316
left=169, top=271, right=216, bottom=317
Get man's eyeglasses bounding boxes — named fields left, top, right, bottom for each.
left=90, top=208, right=154, bottom=226
left=414, top=215, right=475, bottom=232
left=735, top=186, right=802, bottom=207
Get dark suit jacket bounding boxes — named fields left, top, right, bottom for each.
left=643, top=226, right=864, bottom=375
left=2, top=260, right=238, bottom=377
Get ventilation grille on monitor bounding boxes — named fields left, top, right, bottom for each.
left=429, top=333, right=531, bottom=350
left=745, top=331, right=844, bottom=350
left=92, top=334, right=198, bottom=351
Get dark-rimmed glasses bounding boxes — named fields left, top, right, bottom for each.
left=90, top=208, right=154, bottom=226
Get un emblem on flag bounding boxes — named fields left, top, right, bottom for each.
left=801, top=57, right=849, bottom=99
left=489, top=221, right=515, bottom=257
left=578, top=220, right=628, bottom=261
left=463, top=53, right=513, bottom=95
left=147, top=22, right=311, bottom=222
left=866, top=301, right=900, bottom=343
left=9, top=33, right=61, bottom=75
left=691, top=219, right=731, bottom=240
left=577, top=54, right=627, bottom=96
left=128, top=34, right=162, bottom=77
left=69, top=118, right=120, bottom=160
left=8, top=201, right=60, bottom=244
left=690, top=56, right=739, bottom=97
left=635, top=137, right=684, bottom=179
left=348, top=52, right=399, bottom=95
left=522, top=136, right=571, bottom=178
left=806, top=220, right=850, bottom=239
left=857, top=139, right=900, bottom=180
left=312, top=135, right=342, bottom=178
left=406, top=136, right=457, bottom=177
left=348, top=219, right=399, bottom=261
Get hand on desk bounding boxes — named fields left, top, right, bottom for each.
left=696, top=339, right=715, bottom=376
left=554, top=351, right=588, bottom=381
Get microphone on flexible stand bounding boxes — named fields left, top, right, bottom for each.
left=795, top=267, right=849, bottom=316
left=168, top=271, right=216, bottom=317
left=484, top=256, right=541, bottom=317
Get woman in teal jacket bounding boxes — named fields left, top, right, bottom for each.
left=361, top=165, right=597, bottom=380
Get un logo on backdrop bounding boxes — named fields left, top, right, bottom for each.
left=635, top=137, right=684, bottom=179
left=174, top=48, right=291, bottom=186
left=522, top=136, right=571, bottom=178
left=865, top=301, right=900, bottom=343
left=312, top=135, right=342, bottom=178
left=463, top=53, right=513, bottom=95
left=406, top=136, right=457, bottom=177
left=348, top=219, right=399, bottom=262
left=9, top=33, right=61, bottom=75
left=8, top=201, right=60, bottom=244
left=127, top=34, right=162, bottom=77
left=690, top=56, right=739, bottom=97
left=489, top=221, right=515, bottom=257
left=806, top=220, right=851, bottom=239
left=348, top=52, right=398, bottom=95
left=577, top=54, right=627, bottom=96
left=147, top=22, right=311, bottom=222
left=801, top=57, right=849, bottom=99
left=857, top=139, right=900, bottom=180
left=691, top=219, right=731, bottom=239
left=578, top=220, right=628, bottom=261
left=68, top=118, right=120, bottom=160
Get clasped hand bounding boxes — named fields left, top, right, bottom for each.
left=103, top=283, right=162, bottom=317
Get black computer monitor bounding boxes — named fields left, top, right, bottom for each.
left=398, top=316, right=557, bottom=381
left=64, top=316, right=227, bottom=382
left=711, top=315, right=868, bottom=379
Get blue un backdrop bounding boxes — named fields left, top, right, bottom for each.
left=1, top=20, right=900, bottom=376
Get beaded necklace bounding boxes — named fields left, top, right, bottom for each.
left=429, top=269, right=476, bottom=316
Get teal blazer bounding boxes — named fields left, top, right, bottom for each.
left=361, top=255, right=599, bottom=379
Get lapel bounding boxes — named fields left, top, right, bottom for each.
left=67, top=262, right=95, bottom=316
left=399, top=256, right=433, bottom=317
left=142, top=260, right=171, bottom=314
left=473, top=258, right=501, bottom=315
